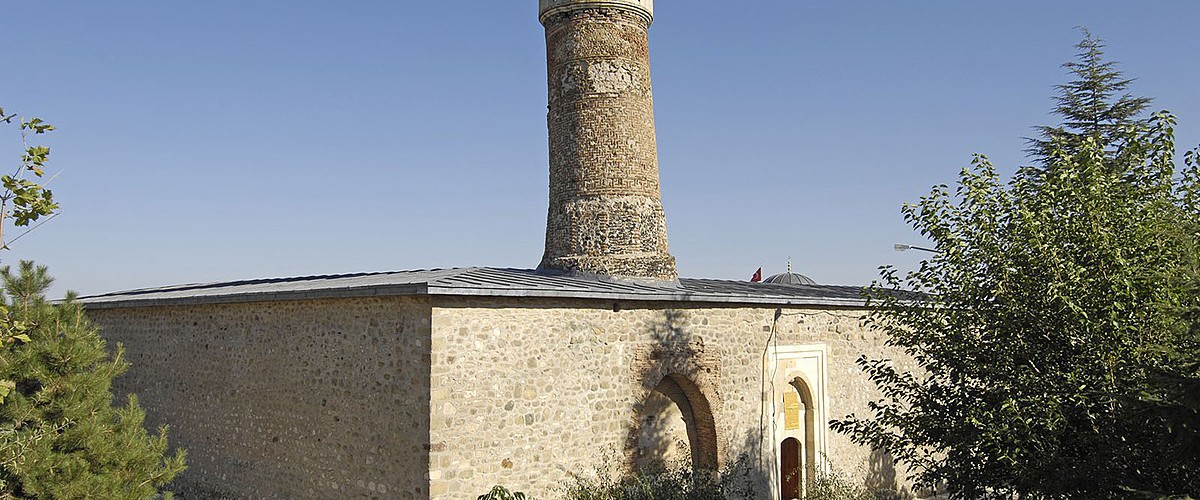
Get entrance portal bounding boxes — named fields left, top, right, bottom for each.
left=779, top=378, right=819, bottom=498
left=769, top=345, right=829, bottom=500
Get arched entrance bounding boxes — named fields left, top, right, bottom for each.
left=780, top=377, right=818, bottom=497
left=768, top=344, right=829, bottom=500
left=632, top=373, right=719, bottom=471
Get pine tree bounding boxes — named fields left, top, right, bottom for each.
left=0, top=261, right=185, bottom=499
left=1027, top=29, right=1153, bottom=164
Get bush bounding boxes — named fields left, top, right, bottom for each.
left=561, top=452, right=763, bottom=500
left=807, top=466, right=907, bottom=500
left=479, top=485, right=528, bottom=500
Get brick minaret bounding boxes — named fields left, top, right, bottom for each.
left=537, top=0, right=678, bottom=282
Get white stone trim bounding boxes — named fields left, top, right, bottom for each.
left=539, top=0, right=653, bottom=24
left=766, top=343, right=831, bottom=500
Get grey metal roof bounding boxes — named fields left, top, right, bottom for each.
left=77, top=267, right=869, bottom=309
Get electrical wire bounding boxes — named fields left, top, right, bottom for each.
left=4, top=211, right=60, bottom=249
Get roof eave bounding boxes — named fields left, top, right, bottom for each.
left=80, top=283, right=431, bottom=309
left=81, top=284, right=866, bottom=309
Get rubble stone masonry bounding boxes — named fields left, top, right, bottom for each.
left=426, top=296, right=914, bottom=499
left=89, top=297, right=433, bottom=499
left=90, top=294, right=916, bottom=499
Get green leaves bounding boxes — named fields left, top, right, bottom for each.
left=0, top=174, right=58, bottom=228
left=834, top=34, right=1200, bottom=499
left=22, top=145, right=49, bottom=176
left=19, top=117, right=54, bottom=135
left=0, top=105, right=62, bottom=253
left=1027, top=29, right=1153, bottom=166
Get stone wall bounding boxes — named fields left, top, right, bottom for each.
left=428, top=296, right=916, bottom=499
left=88, top=296, right=433, bottom=500
left=87, top=293, right=916, bottom=499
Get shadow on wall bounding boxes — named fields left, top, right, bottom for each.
left=627, top=309, right=718, bottom=471
left=866, top=448, right=899, bottom=494
left=612, top=309, right=933, bottom=499
left=620, top=309, right=922, bottom=500
left=862, top=448, right=933, bottom=500
left=616, top=309, right=771, bottom=498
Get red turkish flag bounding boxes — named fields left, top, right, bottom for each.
left=751, top=268, right=762, bottom=282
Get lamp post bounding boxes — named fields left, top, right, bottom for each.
left=894, top=243, right=938, bottom=254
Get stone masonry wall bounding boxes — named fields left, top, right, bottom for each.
left=428, top=296, right=917, bottom=499
left=539, top=5, right=677, bottom=280
left=87, top=296, right=433, bottom=500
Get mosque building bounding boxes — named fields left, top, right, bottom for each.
left=82, top=1, right=917, bottom=498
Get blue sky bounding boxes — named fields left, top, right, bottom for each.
left=3, top=1, right=1198, bottom=298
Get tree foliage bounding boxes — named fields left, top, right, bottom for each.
left=0, top=105, right=61, bottom=401
left=831, top=34, right=1200, bottom=498
left=0, top=105, right=59, bottom=251
left=0, top=262, right=185, bottom=498
left=0, top=105, right=183, bottom=497
left=1027, top=29, right=1153, bottom=163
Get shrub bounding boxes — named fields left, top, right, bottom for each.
left=562, top=452, right=760, bottom=500
left=479, top=485, right=528, bottom=500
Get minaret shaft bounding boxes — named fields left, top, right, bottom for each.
left=537, top=0, right=677, bottom=281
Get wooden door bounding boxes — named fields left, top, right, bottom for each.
left=781, top=437, right=801, bottom=499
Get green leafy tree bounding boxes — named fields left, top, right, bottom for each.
left=0, top=262, right=186, bottom=498
left=831, top=36, right=1200, bottom=498
left=0, top=105, right=61, bottom=402
left=0, top=106, right=184, bottom=497
left=0, top=105, right=59, bottom=252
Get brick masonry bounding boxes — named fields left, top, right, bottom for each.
left=538, top=1, right=677, bottom=281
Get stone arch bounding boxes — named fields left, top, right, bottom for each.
left=629, top=371, right=721, bottom=472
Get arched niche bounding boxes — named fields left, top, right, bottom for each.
left=631, top=373, right=719, bottom=472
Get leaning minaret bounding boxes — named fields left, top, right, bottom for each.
left=537, top=0, right=678, bottom=281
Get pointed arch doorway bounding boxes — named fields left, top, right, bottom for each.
left=768, top=344, right=829, bottom=500
left=780, top=378, right=818, bottom=499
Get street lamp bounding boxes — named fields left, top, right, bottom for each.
left=894, top=243, right=938, bottom=254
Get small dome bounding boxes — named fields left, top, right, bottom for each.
left=762, top=272, right=816, bottom=286
left=761, top=258, right=816, bottom=285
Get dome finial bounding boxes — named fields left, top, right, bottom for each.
left=787, top=257, right=792, bottom=274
